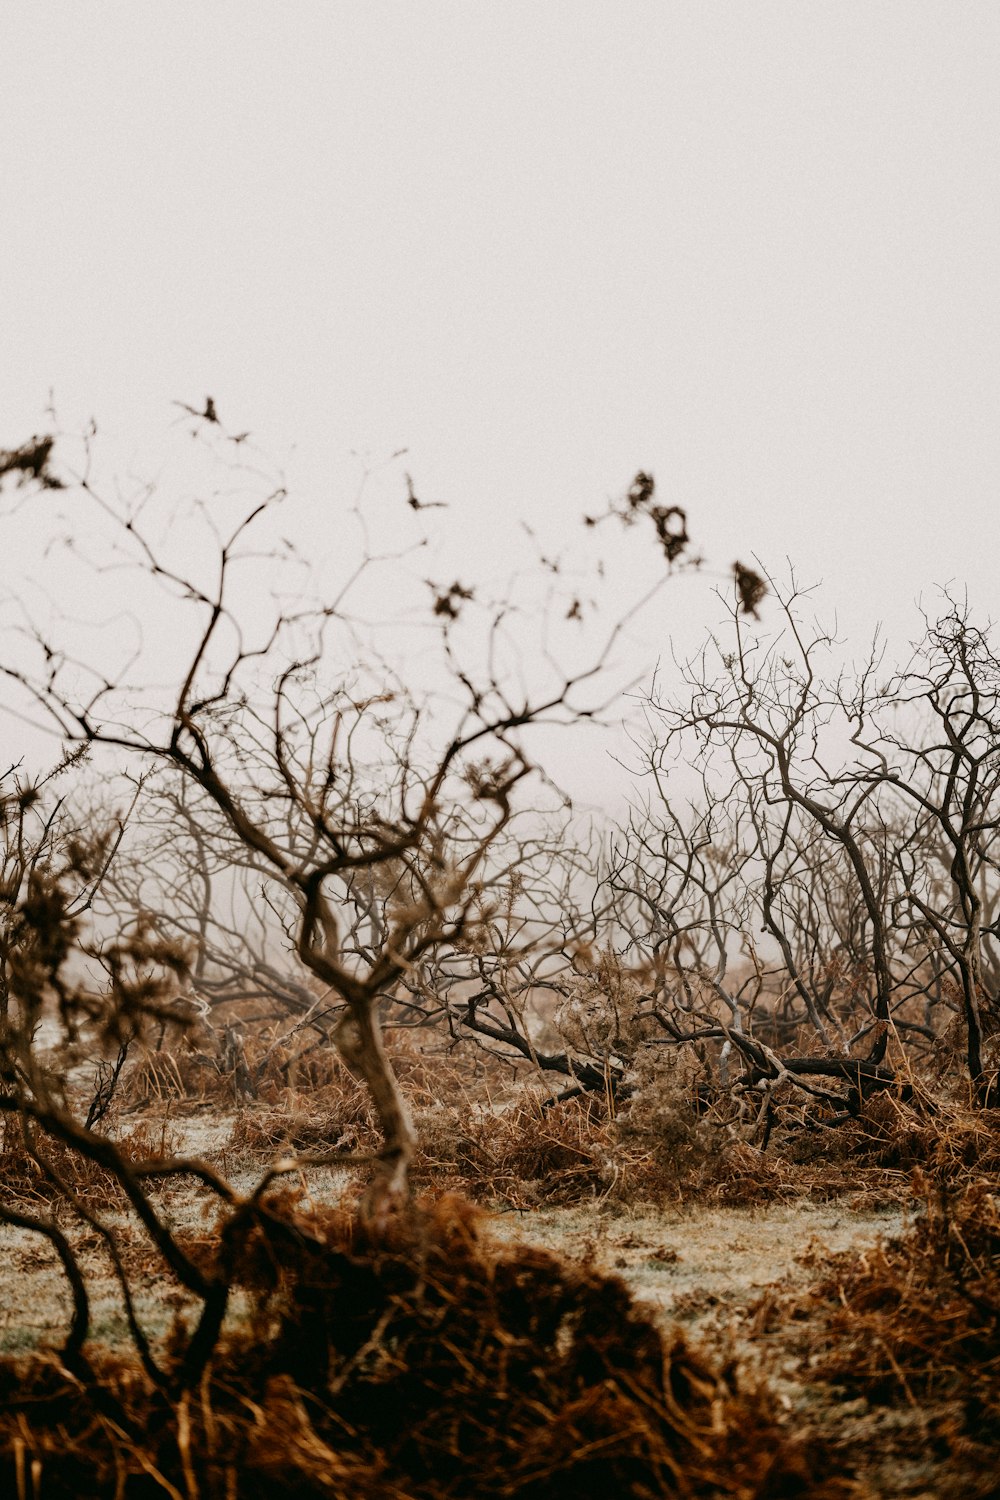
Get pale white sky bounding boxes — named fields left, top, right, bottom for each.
left=3, top=2, right=1000, bottom=804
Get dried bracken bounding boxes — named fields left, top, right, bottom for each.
left=0, top=1194, right=854, bottom=1499
left=742, top=1169, right=997, bottom=1499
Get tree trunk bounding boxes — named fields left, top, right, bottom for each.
left=334, top=1001, right=416, bottom=1223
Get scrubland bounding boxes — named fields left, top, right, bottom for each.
left=1, top=1015, right=997, bottom=1499
left=2, top=434, right=998, bottom=1495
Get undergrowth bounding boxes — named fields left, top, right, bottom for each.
left=0, top=1116, right=181, bottom=1213
left=809, top=1174, right=1000, bottom=1431
left=724, top=1167, right=999, bottom=1500
left=0, top=1193, right=855, bottom=1499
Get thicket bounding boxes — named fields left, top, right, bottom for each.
left=2, top=420, right=998, bottom=1495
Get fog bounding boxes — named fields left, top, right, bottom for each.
left=4, top=3, right=999, bottom=806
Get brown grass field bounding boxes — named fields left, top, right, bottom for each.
left=1, top=1027, right=997, bottom=1500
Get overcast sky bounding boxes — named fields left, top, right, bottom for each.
left=3, top=2, right=999, bottom=804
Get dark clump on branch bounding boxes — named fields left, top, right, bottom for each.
left=430, top=579, right=475, bottom=619
left=0, top=1193, right=851, bottom=1499
left=733, top=561, right=767, bottom=617
left=0, top=434, right=63, bottom=490
left=585, top=471, right=692, bottom=567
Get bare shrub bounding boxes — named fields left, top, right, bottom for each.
left=418, top=1094, right=621, bottom=1208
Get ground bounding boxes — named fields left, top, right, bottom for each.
left=0, top=1099, right=905, bottom=1356
left=2, top=1091, right=995, bottom=1499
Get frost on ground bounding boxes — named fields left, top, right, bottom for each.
left=0, top=1112, right=908, bottom=1359
left=486, top=1198, right=911, bottom=1337
left=0, top=1109, right=356, bottom=1357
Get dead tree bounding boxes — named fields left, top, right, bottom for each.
left=631, top=576, right=999, bottom=1115
left=3, top=425, right=693, bottom=1218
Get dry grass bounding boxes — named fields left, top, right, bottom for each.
left=0, top=1115, right=181, bottom=1215
left=843, top=1089, right=1000, bottom=1176
left=414, top=1078, right=912, bottom=1213
left=227, top=1080, right=380, bottom=1157
left=739, top=1165, right=1000, bottom=1499
left=0, top=1120, right=122, bottom=1213
left=809, top=1174, right=1000, bottom=1417
left=0, top=1193, right=857, bottom=1498
left=416, top=1093, right=621, bottom=1207
left=120, top=1043, right=223, bottom=1107
left=0, top=1128, right=120, bottom=1212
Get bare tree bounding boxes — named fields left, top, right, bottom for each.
left=629, top=576, right=999, bottom=1115
left=0, top=756, right=214, bottom=1383
left=847, top=600, right=1000, bottom=1100
left=3, top=422, right=698, bottom=1217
